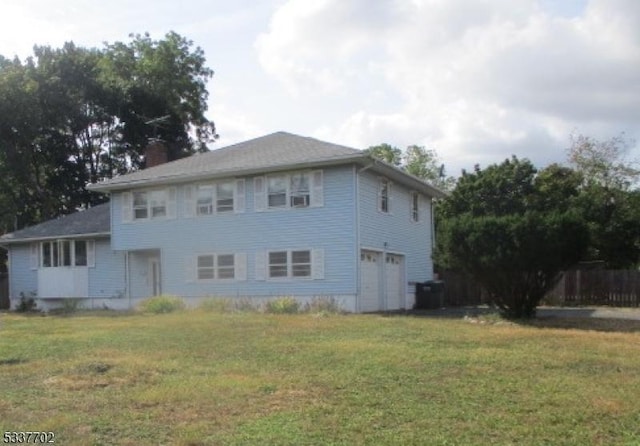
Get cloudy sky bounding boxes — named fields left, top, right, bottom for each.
left=1, top=0, right=638, bottom=175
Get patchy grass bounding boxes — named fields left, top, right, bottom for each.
left=0, top=310, right=639, bottom=445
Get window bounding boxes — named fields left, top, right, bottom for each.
left=133, top=190, right=167, bottom=220
left=197, top=185, right=214, bottom=215
left=60, top=240, right=71, bottom=266
left=192, top=181, right=238, bottom=216
left=268, top=176, right=287, bottom=208
left=133, top=192, right=149, bottom=219
left=379, top=180, right=390, bottom=213
left=216, top=182, right=234, bottom=212
left=74, top=241, right=88, bottom=266
left=255, top=171, right=322, bottom=211
left=268, top=251, right=288, bottom=277
left=40, top=240, right=92, bottom=268
left=291, top=250, right=311, bottom=277
left=197, top=254, right=235, bottom=280
left=197, top=255, right=215, bottom=279
left=268, top=250, right=311, bottom=279
left=149, top=190, right=167, bottom=218
left=217, top=254, right=235, bottom=278
left=290, top=173, right=310, bottom=207
left=411, top=192, right=419, bottom=222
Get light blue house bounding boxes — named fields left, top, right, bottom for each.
left=1, top=132, right=444, bottom=312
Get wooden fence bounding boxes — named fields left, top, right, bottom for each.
left=438, top=269, right=640, bottom=307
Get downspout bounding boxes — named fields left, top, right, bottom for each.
left=126, top=251, right=131, bottom=309
left=430, top=197, right=436, bottom=280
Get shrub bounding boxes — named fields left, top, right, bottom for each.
left=138, top=295, right=185, bottom=314
left=15, top=292, right=37, bottom=313
left=265, top=297, right=299, bottom=314
left=303, top=296, right=344, bottom=315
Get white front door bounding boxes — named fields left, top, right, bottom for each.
left=360, top=250, right=381, bottom=312
left=149, top=257, right=162, bottom=296
left=385, top=254, right=404, bottom=310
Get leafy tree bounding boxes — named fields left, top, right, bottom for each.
left=366, top=143, right=455, bottom=191
left=365, top=143, right=402, bottom=166
left=436, top=157, right=589, bottom=318
left=0, top=32, right=216, bottom=230
left=568, top=134, right=640, bottom=267
left=568, top=133, right=639, bottom=190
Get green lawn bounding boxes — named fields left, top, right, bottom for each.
left=1, top=309, right=639, bottom=445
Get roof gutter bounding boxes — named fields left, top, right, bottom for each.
left=88, top=154, right=368, bottom=193
left=0, top=231, right=111, bottom=246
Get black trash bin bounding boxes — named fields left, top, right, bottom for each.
left=414, top=280, right=445, bottom=309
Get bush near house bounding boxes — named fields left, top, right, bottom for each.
left=137, top=295, right=185, bottom=314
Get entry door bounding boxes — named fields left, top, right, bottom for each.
left=149, top=257, right=162, bottom=296
left=360, top=250, right=381, bottom=312
left=385, top=254, right=404, bottom=310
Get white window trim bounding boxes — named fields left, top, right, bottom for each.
left=38, top=239, right=95, bottom=268
left=123, top=187, right=176, bottom=222
left=191, top=252, right=247, bottom=282
left=378, top=178, right=391, bottom=214
left=255, top=170, right=323, bottom=212
left=410, top=191, right=420, bottom=223
left=262, top=248, right=325, bottom=281
left=188, top=179, right=245, bottom=217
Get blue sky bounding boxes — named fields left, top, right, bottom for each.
left=1, top=0, right=638, bottom=176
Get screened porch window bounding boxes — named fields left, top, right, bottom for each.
left=40, top=240, right=92, bottom=268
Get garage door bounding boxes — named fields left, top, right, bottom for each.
left=385, top=254, right=404, bottom=310
left=360, top=250, right=381, bottom=312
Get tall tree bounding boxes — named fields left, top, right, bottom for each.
left=365, top=143, right=402, bottom=166
left=568, top=133, right=639, bottom=190
left=0, top=32, right=216, bottom=229
left=366, top=143, right=455, bottom=191
left=568, top=134, right=640, bottom=267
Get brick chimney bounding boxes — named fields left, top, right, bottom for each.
left=144, top=140, right=168, bottom=168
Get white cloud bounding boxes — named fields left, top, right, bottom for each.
left=257, top=0, right=640, bottom=172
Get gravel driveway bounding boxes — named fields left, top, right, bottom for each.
left=413, top=305, right=640, bottom=320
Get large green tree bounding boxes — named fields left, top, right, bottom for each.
left=0, top=32, right=216, bottom=230
left=567, top=134, right=640, bottom=268
left=436, top=157, right=589, bottom=318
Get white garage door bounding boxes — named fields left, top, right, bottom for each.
left=385, top=254, right=404, bottom=310
left=360, top=250, right=381, bottom=312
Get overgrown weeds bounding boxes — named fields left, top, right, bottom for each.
left=137, top=295, right=185, bottom=314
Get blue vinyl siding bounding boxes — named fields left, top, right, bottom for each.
left=88, top=240, right=126, bottom=298
left=8, top=244, right=37, bottom=301
left=358, top=171, right=434, bottom=283
left=8, top=238, right=126, bottom=303
left=112, top=166, right=358, bottom=298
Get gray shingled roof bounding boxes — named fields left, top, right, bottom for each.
left=0, top=203, right=110, bottom=244
left=90, top=131, right=364, bottom=191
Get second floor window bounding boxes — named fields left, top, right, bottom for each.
left=256, top=170, right=322, bottom=211
left=133, top=190, right=167, bottom=220
left=411, top=192, right=419, bottom=222
left=188, top=180, right=244, bottom=216
left=122, top=188, right=176, bottom=223
left=379, top=180, right=390, bottom=213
